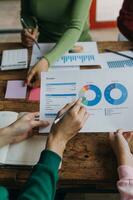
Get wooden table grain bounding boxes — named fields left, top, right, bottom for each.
left=0, top=42, right=133, bottom=193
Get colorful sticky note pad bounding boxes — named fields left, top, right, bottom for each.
left=28, top=88, right=40, bottom=101
left=5, top=80, right=27, bottom=99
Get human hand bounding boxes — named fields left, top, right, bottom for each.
left=47, top=99, right=89, bottom=157
left=27, top=58, right=49, bottom=88
left=109, top=130, right=133, bottom=167
left=21, top=28, right=39, bottom=47
left=69, top=45, right=83, bottom=53
left=0, top=112, right=49, bottom=146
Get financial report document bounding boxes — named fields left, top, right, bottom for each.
left=40, top=68, right=133, bottom=133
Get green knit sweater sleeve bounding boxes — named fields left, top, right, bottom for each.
left=17, top=150, right=61, bottom=200
left=21, top=0, right=36, bottom=28
left=0, top=186, right=9, bottom=200
left=44, top=0, right=91, bottom=66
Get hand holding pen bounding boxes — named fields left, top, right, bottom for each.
left=48, top=99, right=89, bottom=157
left=50, top=99, right=89, bottom=145
left=21, top=18, right=40, bottom=49
left=54, top=100, right=77, bottom=124
left=47, top=99, right=89, bottom=157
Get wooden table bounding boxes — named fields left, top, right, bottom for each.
left=0, top=42, right=133, bottom=196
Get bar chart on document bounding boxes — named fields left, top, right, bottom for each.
left=100, top=51, right=133, bottom=68
left=53, top=53, right=96, bottom=66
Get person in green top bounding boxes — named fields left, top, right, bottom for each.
left=20, top=0, right=92, bottom=87
left=0, top=99, right=89, bottom=199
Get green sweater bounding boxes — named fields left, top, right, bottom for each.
left=21, top=0, right=92, bottom=65
left=0, top=150, right=61, bottom=200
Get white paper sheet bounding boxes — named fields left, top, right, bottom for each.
left=30, top=42, right=103, bottom=69
left=100, top=51, right=133, bottom=69
left=1, top=49, right=28, bottom=70
left=0, top=111, right=18, bottom=128
left=0, top=111, right=18, bottom=163
left=5, top=135, right=47, bottom=165
left=40, top=68, right=133, bottom=133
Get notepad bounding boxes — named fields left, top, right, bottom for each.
left=1, top=49, right=28, bottom=70
left=0, top=111, right=47, bottom=166
left=5, top=80, right=27, bottom=99
left=28, top=88, right=40, bottom=101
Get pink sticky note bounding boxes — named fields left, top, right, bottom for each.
left=28, top=88, right=40, bottom=101
left=5, top=80, right=27, bottom=99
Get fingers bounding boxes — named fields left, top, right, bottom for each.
left=115, top=129, right=127, bottom=143
left=21, top=34, right=34, bottom=48
left=81, top=111, right=89, bottom=127
left=69, top=45, right=83, bottom=53
left=28, top=112, right=50, bottom=128
left=19, top=112, right=39, bottom=121
left=109, top=130, right=130, bottom=146
left=57, top=100, right=76, bottom=117
left=24, top=29, right=36, bottom=40
left=72, top=108, right=88, bottom=131
left=114, top=130, right=132, bottom=143
left=22, top=29, right=38, bottom=47
left=27, top=69, right=36, bottom=86
left=29, top=79, right=40, bottom=88
left=114, top=130, right=131, bottom=153
left=78, top=106, right=89, bottom=124
left=58, top=98, right=83, bottom=118
left=32, top=28, right=39, bottom=37
left=32, top=120, right=50, bottom=128
left=58, top=98, right=85, bottom=118
left=71, top=98, right=82, bottom=114
left=71, top=99, right=88, bottom=129
left=123, top=132, right=133, bottom=142
left=11, top=112, right=49, bottom=133
left=27, top=67, right=40, bottom=88
left=114, top=129, right=126, bottom=144
left=78, top=106, right=86, bottom=118
left=30, top=112, right=40, bottom=119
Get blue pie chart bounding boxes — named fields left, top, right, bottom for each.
left=79, top=84, right=102, bottom=106
left=104, top=83, right=128, bottom=105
